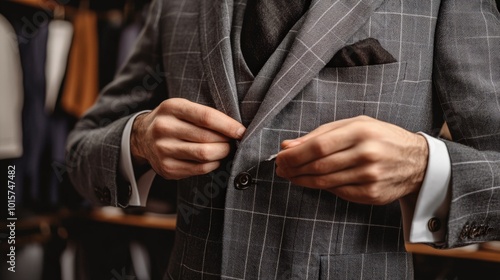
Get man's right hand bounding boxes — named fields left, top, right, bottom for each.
left=130, top=98, right=246, bottom=180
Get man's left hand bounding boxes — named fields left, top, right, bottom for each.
left=275, top=116, right=428, bottom=205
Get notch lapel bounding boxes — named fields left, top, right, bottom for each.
left=241, top=0, right=385, bottom=143
left=199, top=0, right=241, bottom=122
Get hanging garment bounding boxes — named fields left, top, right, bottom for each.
left=61, top=8, right=99, bottom=118
left=45, top=19, right=74, bottom=113
left=0, top=14, right=23, bottom=160
left=3, top=4, right=50, bottom=209
left=116, top=2, right=150, bottom=70
left=98, top=10, right=123, bottom=90
left=116, top=18, right=143, bottom=70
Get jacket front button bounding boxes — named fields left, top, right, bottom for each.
left=428, top=217, right=441, bottom=232
left=234, top=172, right=254, bottom=190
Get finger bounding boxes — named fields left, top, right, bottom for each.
left=275, top=149, right=354, bottom=179
left=281, top=117, right=358, bottom=149
left=276, top=128, right=357, bottom=168
left=165, top=117, right=231, bottom=143
left=155, top=158, right=221, bottom=180
left=170, top=99, right=246, bottom=139
left=178, top=142, right=231, bottom=162
left=284, top=165, right=376, bottom=190
left=158, top=140, right=231, bottom=163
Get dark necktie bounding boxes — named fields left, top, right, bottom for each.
left=241, top=0, right=311, bottom=76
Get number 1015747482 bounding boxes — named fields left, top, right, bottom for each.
left=7, top=165, right=16, bottom=217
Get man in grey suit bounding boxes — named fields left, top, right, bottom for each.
left=67, top=0, right=500, bottom=279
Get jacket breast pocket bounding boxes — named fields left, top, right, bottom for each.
left=308, top=61, right=407, bottom=124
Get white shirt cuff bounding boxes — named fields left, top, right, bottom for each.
left=119, top=111, right=156, bottom=206
left=401, top=132, right=451, bottom=244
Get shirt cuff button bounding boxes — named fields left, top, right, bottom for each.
left=428, top=217, right=441, bottom=232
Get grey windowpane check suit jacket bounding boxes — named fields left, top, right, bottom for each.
left=67, top=0, right=500, bottom=279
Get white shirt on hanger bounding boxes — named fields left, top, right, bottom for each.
left=45, top=19, right=74, bottom=114
left=0, top=14, right=24, bottom=159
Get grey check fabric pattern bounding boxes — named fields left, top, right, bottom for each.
left=67, top=0, right=500, bottom=279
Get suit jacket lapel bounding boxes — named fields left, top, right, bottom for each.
left=241, top=0, right=385, bottom=143
left=199, top=0, right=242, bottom=122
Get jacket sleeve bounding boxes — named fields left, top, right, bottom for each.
left=65, top=0, right=166, bottom=207
left=433, top=0, right=500, bottom=248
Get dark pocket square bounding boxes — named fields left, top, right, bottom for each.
left=327, top=38, right=397, bottom=67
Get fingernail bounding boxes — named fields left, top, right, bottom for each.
left=236, top=127, right=246, bottom=138
left=283, top=140, right=300, bottom=149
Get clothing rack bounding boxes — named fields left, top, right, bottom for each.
left=9, top=0, right=145, bottom=10
left=2, top=0, right=154, bottom=213
left=8, top=0, right=149, bottom=22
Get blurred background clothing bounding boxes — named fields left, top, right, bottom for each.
left=0, top=14, right=23, bottom=160
left=0, top=0, right=151, bottom=213
left=0, top=1, right=176, bottom=280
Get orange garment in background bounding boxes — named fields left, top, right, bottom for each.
left=61, top=8, right=99, bottom=118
